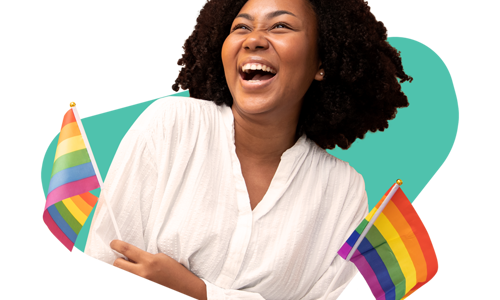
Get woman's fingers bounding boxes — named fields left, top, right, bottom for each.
left=110, top=240, right=147, bottom=263
left=113, top=257, right=142, bottom=275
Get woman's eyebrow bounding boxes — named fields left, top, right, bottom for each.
left=235, top=10, right=297, bottom=21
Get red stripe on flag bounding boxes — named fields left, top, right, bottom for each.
left=80, top=191, right=98, bottom=207
left=43, top=209, right=74, bottom=251
left=391, top=189, right=439, bottom=297
left=61, top=109, right=77, bottom=129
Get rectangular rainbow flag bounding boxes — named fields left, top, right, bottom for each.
left=43, top=106, right=100, bottom=251
left=338, top=183, right=438, bottom=300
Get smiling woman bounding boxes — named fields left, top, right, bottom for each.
left=171, top=0, right=413, bottom=149
left=85, top=0, right=411, bottom=299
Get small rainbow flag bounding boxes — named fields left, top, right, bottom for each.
left=338, top=183, right=438, bottom=300
left=43, top=106, right=100, bottom=251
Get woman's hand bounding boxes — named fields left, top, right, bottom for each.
left=110, top=240, right=207, bottom=300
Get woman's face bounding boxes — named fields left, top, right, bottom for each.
left=221, top=0, right=323, bottom=118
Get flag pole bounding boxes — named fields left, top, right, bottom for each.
left=70, top=102, right=123, bottom=241
left=321, top=179, right=403, bottom=299
left=345, top=179, right=402, bottom=262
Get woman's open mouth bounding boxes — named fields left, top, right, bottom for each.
left=240, top=63, right=277, bottom=83
left=240, top=70, right=277, bottom=90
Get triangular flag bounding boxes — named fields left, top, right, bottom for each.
left=43, top=107, right=100, bottom=251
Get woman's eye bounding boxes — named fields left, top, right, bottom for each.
left=233, top=23, right=290, bottom=31
left=232, top=24, right=250, bottom=31
left=272, top=22, right=290, bottom=29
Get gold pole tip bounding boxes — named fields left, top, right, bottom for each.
left=396, top=179, right=403, bottom=186
left=70, top=102, right=76, bottom=107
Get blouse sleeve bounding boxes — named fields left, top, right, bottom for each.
left=300, top=168, right=369, bottom=300
left=202, top=279, right=266, bottom=300
left=84, top=102, right=160, bottom=264
left=298, top=258, right=359, bottom=300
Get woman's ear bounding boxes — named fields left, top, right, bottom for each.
left=315, top=68, right=325, bottom=81
left=314, top=61, right=325, bottom=81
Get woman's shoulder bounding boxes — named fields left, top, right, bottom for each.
left=304, top=139, right=350, bottom=171
left=305, top=138, right=365, bottom=189
left=129, top=96, right=224, bottom=133
left=147, top=96, right=218, bottom=110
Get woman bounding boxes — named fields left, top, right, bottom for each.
left=85, top=0, right=411, bottom=299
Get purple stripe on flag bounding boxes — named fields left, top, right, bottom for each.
left=45, top=176, right=100, bottom=209
left=338, top=243, right=353, bottom=259
left=351, top=249, right=386, bottom=300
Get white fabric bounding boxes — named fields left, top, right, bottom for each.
left=85, top=96, right=368, bottom=300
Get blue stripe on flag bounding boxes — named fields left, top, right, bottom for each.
left=48, top=162, right=96, bottom=194
left=358, top=238, right=396, bottom=300
left=47, top=205, right=77, bottom=243
left=346, top=230, right=360, bottom=247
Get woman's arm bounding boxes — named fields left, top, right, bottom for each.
left=111, top=240, right=207, bottom=300
left=178, top=264, right=207, bottom=300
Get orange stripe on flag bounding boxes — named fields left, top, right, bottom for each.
left=383, top=196, right=427, bottom=282
left=71, top=195, right=93, bottom=216
left=58, top=122, right=81, bottom=145
left=80, top=192, right=98, bottom=207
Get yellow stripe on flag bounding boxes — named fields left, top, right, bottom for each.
left=54, top=135, right=86, bottom=162
left=62, top=198, right=88, bottom=225
left=375, top=213, right=417, bottom=294
left=366, top=195, right=388, bottom=222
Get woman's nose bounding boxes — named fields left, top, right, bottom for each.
left=242, top=32, right=269, bottom=51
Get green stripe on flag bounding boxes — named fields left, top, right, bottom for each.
left=54, top=201, right=83, bottom=235
left=51, top=149, right=91, bottom=178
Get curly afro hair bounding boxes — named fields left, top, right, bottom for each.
left=173, top=0, right=412, bottom=150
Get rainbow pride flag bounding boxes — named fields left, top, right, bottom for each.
left=43, top=108, right=100, bottom=251
left=338, top=184, right=438, bottom=300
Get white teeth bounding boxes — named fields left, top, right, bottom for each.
left=241, top=63, right=276, bottom=74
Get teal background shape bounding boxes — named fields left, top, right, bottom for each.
left=41, top=38, right=458, bottom=252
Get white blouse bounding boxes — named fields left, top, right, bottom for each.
left=85, top=97, right=368, bottom=300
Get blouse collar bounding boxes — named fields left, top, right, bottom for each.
left=219, top=104, right=310, bottom=159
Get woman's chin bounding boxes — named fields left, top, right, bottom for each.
left=232, top=95, right=279, bottom=116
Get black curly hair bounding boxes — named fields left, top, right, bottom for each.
left=173, top=0, right=412, bottom=150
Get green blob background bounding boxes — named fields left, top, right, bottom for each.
left=41, top=38, right=459, bottom=252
